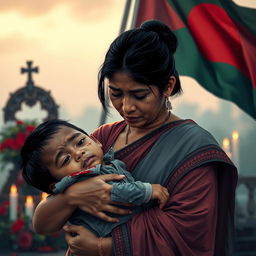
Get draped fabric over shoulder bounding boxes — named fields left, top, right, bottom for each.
left=92, top=120, right=237, bottom=256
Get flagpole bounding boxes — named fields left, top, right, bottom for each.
left=131, top=0, right=140, bottom=29
left=98, top=0, right=133, bottom=126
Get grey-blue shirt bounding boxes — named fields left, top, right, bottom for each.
left=52, top=148, right=152, bottom=237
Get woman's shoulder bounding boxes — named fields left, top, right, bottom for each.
left=92, top=120, right=125, bottom=137
left=166, top=119, right=219, bottom=146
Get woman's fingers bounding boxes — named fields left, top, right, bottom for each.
left=63, top=224, right=98, bottom=256
left=111, top=201, right=133, bottom=207
left=78, top=204, right=132, bottom=222
left=65, top=174, right=132, bottom=222
left=103, top=204, right=132, bottom=215
left=100, top=173, right=125, bottom=182
left=94, top=211, right=120, bottom=223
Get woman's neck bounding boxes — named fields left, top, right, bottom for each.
left=126, top=111, right=180, bottom=144
left=114, top=112, right=181, bottom=150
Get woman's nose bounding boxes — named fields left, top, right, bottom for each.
left=74, top=149, right=85, bottom=161
left=122, top=97, right=136, bottom=113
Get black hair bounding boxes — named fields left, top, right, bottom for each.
left=20, top=119, right=88, bottom=194
left=98, top=19, right=182, bottom=110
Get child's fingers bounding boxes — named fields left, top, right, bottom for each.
left=164, top=188, right=170, bottom=198
left=158, top=188, right=170, bottom=209
left=159, top=198, right=166, bottom=209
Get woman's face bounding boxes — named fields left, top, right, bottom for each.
left=107, top=72, right=167, bottom=129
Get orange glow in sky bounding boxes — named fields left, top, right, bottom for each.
left=0, top=0, right=255, bottom=129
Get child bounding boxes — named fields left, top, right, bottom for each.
left=21, top=119, right=169, bottom=237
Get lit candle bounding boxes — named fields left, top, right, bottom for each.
left=25, top=195, right=34, bottom=219
left=9, top=184, right=18, bottom=221
left=41, top=192, right=49, bottom=201
left=222, top=138, right=232, bottom=159
left=232, top=131, right=240, bottom=173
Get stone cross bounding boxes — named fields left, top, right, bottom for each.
left=3, top=60, right=59, bottom=122
left=21, top=61, right=38, bottom=85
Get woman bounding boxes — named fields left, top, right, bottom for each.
left=33, top=20, right=237, bottom=256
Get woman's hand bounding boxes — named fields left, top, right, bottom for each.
left=63, top=225, right=112, bottom=256
left=33, top=174, right=131, bottom=234
left=65, top=174, right=131, bottom=222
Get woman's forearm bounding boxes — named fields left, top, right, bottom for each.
left=33, top=193, right=76, bottom=234
left=102, top=237, right=112, bottom=256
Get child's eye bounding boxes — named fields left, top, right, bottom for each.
left=62, top=155, right=70, bottom=166
left=77, top=138, right=85, bottom=146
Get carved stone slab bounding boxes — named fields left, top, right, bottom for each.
left=3, top=61, right=59, bottom=122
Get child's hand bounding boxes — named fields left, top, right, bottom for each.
left=151, top=184, right=170, bottom=209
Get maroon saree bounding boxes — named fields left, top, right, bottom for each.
left=92, top=119, right=237, bottom=256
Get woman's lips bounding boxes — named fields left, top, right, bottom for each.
left=124, top=116, right=142, bottom=123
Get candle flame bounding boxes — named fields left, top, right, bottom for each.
left=26, top=195, right=33, bottom=205
left=222, top=138, right=230, bottom=149
left=41, top=192, right=49, bottom=201
left=10, top=184, right=17, bottom=194
left=232, top=131, right=239, bottom=140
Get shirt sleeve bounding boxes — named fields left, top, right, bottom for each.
left=112, top=164, right=218, bottom=256
left=53, top=176, right=79, bottom=194
left=111, top=181, right=152, bottom=205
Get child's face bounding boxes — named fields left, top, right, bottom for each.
left=41, top=126, right=104, bottom=180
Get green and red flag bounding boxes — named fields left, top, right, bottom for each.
left=134, top=0, right=256, bottom=119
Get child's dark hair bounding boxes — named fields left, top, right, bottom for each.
left=21, top=119, right=88, bottom=194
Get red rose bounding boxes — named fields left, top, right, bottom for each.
left=26, top=125, right=36, bottom=133
left=16, top=120, right=23, bottom=125
left=11, top=218, right=25, bottom=233
left=37, top=246, right=53, bottom=252
left=0, top=206, right=6, bottom=216
left=0, top=143, right=5, bottom=151
left=1, top=139, right=9, bottom=150
left=17, top=231, right=32, bottom=249
left=15, top=132, right=27, bottom=148
left=2, top=138, right=16, bottom=150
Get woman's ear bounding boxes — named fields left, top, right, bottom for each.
left=164, top=76, right=176, bottom=97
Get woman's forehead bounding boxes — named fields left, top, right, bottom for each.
left=107, top=72, right=153, bottom=90
left=108, top=72, right=138, bottom=84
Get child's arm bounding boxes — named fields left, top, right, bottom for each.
left=33, top=174, right=130, bottom=234
left=111, top=182, right=169, bottom=208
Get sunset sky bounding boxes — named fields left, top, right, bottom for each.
left=0, top=0, right=255, bottom=134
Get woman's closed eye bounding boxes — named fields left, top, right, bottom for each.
left=133, top=94, right=148, bottom=100
left=111, top=93, right=148, bottom=100
left=111, top=92, right=123, bottom=98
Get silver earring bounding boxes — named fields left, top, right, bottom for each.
left=165, top=97, right=172, bottom=110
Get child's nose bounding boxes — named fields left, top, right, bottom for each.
left=75, top=149, right=85, bottom=161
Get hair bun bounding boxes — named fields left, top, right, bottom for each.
left=140, top=20, right=177, bottom=54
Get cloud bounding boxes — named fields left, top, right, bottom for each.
left=0, top=34, right=40, bottom=55
left=0, top=0, right=119, bottom=22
